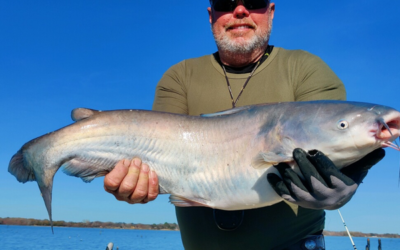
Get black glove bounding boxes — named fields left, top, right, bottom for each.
left=267, top=148, right=385, bottom=210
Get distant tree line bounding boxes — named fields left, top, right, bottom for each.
left=323, top=230, right=400, bottom=239
left=2, top=217, right=399, bottom=238
left=0, top=217, right=179, bottom=231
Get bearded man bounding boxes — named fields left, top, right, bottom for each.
left=104, top=1, right=384, bottom=249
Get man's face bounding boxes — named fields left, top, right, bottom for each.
left=208, top=1, right=275, bottom=54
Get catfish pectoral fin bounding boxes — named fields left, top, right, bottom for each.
left=251, top=151, right=292, bottom=169
left=251, top=153, right=274, bottom=169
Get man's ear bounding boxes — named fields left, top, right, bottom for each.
left=207, top=7, right=213, bottom=24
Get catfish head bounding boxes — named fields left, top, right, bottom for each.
left=256, top=101, right=400, bottom=169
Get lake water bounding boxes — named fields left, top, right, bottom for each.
left=1, top=225, right=399, bottom=249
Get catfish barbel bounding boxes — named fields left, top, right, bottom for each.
left=8, top=101, right=400, bottom=231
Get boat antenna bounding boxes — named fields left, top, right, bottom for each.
left=338, top=209, right=357, bottom=250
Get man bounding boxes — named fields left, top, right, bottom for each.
left=104, top=1, right=384, bottom=249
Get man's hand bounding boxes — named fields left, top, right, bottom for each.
left=104, top=158, right=159, bottom=204
left=267, top=148, right=385, bottom=210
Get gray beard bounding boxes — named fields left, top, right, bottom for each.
left=212, top=20, right=272, bottom=54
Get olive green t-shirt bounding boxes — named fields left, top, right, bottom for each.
left=152, top=47, right=346, bottom=250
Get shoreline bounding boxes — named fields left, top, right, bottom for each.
left=0, top=217, right=179, bottom=231
left=1, top=217, right=399, bottom=238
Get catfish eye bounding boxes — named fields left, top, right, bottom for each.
left=337, top=120, right=349, bottom=130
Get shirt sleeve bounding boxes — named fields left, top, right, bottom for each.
left=291, top=51, right=346, bottom=101
left=152, top=61, right=189, bottom=114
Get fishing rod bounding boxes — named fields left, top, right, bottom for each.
left=338, top=209, right=357, bottom=250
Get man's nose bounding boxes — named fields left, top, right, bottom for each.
left=233, top=1, right=250, bottom=18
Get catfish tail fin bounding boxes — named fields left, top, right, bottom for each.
left=9, top=147, right=56, bottom=233
left=8, top=149, right=36, bottom=183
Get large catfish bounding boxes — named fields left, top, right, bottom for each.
left=8, top=101, right=400, bottom=230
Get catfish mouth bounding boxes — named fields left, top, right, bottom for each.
left=378, top=112, right=400, bottom=151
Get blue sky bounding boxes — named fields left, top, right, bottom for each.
left=1, top=0, right=399, bottom=235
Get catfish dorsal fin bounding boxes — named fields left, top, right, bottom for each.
left=71, top=108, right=98, bottom=122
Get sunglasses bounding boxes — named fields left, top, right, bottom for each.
left=210, top=0, right=270, bottom=12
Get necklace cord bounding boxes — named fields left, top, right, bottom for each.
left=221, top=51, right=270, bottom=108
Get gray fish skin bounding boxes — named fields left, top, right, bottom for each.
left=8, top=101, right=400, bottom=230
